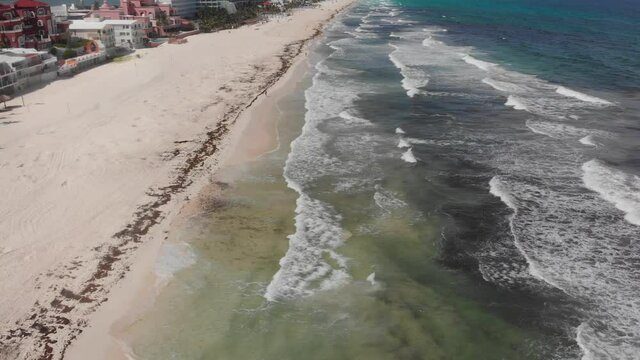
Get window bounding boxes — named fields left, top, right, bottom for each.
left=13, top=25, right=21, bottom=31
left=37, top=8, right=46, bottom=16
left=3, top=12, right=12, bottom=20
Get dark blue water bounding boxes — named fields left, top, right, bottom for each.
left=399, top=0, right=640, bottom=92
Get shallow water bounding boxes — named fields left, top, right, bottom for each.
left=125, top=0, right=640, bottom=358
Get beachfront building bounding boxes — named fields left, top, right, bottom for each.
left=104, top=19, right=145, bottom=49
left=0, top=4, right=26, bottom=48
left=69, top=19, right=116, bottom=55
left=51, top=4, right=91, bottom=22
left=158, top=0, right=196, bottom=18
left=196, top=0, right=234, bottom=12
left=0, top=48, right=57, bottom=93
left=88, top=0, right=174, bottom=22
left=0, top=0, right=59, bottom=50
left=0, top=61, right=17, bottom=94
left=88, top=0, right=190, bottom=36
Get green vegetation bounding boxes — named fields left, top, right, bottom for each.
left=62, top=49, right=77, bottom=59
left=112, top=54, right=142, bottom=63
left=156, top=10, right=170, bottom=27
left=196, top=5, right=259, bottom=33
left=53, top=38, right=91, bottom=49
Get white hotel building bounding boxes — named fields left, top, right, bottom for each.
left=104, top=19, right=145, bottom=49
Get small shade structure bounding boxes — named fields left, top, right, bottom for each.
left=0, top=94, right=12, bottom=108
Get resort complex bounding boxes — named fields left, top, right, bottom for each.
left=0, top=0, right=281, bottom=94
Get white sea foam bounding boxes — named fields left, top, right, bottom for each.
left=422, top=36, right=442, bottom=47
left=264, top=62, right=362, bottom=301
left=373, top=186, right=407, bottom=214
left=315, top=61, right=344, bottom=76
left=395, top=127, right=405, bottom=134
left=389, top=43, right=429, bottom=97
left=344, top=30, right=365, bottom=39
left=481, top=78, right=524, bottom=93
left=401, top=148, right=417, bottom=163
left=488, top=176, right=566, bottom=292
left=556, top=86, right=612, bottom=105
left=154, top=242, right=196, bottom=286
left=576, top=323, right=595, bottom=360
left=366, top=272, right=376, bottom=286
left=338, top=111, right=372, bottom=125
left=505, top=95, right=528, bottom=111
left=462, top=55, right=496, bottom=71
left=489, top=176, right=517, bottom=210
left=525, top=120, right=604, bottom=142
left=328, top=44, right=346, bottom=57
left=397, top=138, right=410, bottom=148
left=582, top=160, right=640, bottom=226
left=579, top=135, right=597, bottom=147
left=407, top=138, right=432, bottom=145
left=389, top=32, right=405, bottom=39
left=264, top=193, right=350, bottom=301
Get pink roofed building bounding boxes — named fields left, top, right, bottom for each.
left=88, top=0, right=188, bottom=37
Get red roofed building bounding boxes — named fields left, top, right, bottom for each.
left=0, top=4, right=25, bottom=48
left=0, top=0, right=57, bottom=49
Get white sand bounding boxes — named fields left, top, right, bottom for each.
left=0, top=1, right=355, bottom=358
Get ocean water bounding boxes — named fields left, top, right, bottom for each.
left=124, top=0, right=640, bottom=359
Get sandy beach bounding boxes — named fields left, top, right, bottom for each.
left=0, top=0, right=355, bottom=358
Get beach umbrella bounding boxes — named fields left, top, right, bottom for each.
left=0, top=94, right=11, bottom=108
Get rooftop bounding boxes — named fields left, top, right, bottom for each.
left=69, top=20, right=111, bottom=30
left=103, top=19, right=139, bottom=25
left=13, top=0, right=50, bottom=8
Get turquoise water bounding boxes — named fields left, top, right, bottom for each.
left=398, top=0, right=640, bottom=91
left=125, top=0, right=640, bottom=359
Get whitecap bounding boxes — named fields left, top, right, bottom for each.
left=462, top=54, right=496, bottom=71
left=395, top=127, right=405, bottom=134
left=505, top=95, right=528, bottom=111
left=582, top=160, right=640, bottom=226
left=422, top=36, right=442, bottom=47
left=338, top=111, right=372, bottom=125
left=579, top=135, right=597, bottom=147
left=481, top=78, right=524, bottom=93
left=556, top=86, right=612, bottom=106
left=389, top=44, right=429, bottom=97
left=488, top=177, right=567, bottom=292
left=401, top=148, right=417, bottom=163
left=397, top=138, right=410, bottom=148
left=366, top=272, right=376, bottom=286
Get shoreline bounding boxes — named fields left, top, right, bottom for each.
left=66, top=31, right=316, bottom=360
left=0, top=1, right=356, bottom=358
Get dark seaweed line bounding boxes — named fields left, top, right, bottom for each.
left=0, top=9, right=342, bottom=360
